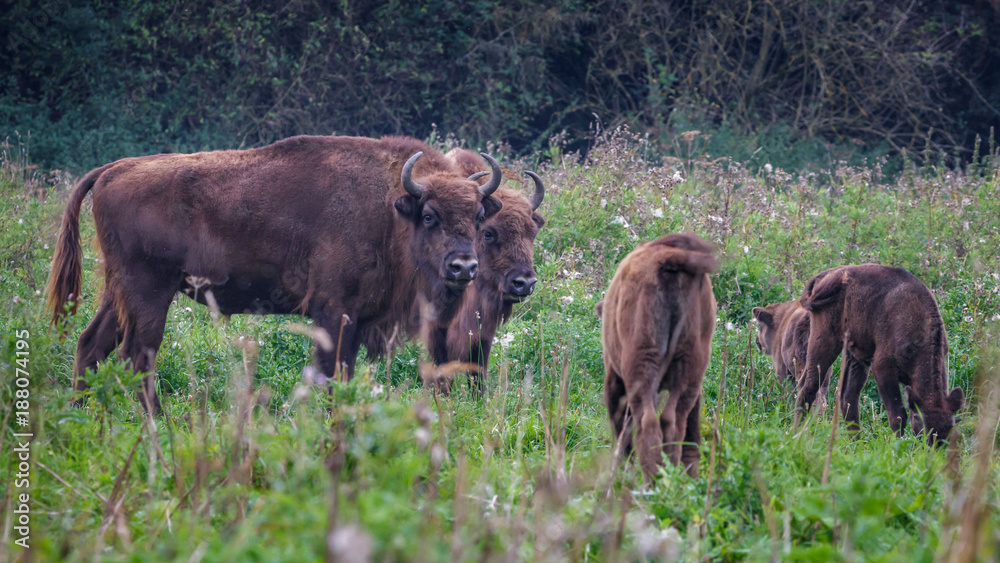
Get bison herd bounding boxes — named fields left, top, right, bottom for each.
left=47, top=134, right=964, bottom=482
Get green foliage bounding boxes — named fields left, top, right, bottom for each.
left=3, top=0, right=1000, bottom=172
left=2, top=133, right=1000, bottom=561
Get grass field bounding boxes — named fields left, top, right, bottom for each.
left=1, top=129, right=999, bottom=562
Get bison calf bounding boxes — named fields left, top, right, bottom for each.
left=795, top=264, right=964, bottom=444
left=600, top=233, right=717, bottom=481
left=752, top=299, right=830, bottom=406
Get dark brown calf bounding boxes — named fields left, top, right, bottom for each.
left=795, top=264, right=964, bottom=444
left=599, top=233, right=717, bottom=481
left=47, top=135, right=504, bottom=414
left=752, top=299, right=830, bottom=405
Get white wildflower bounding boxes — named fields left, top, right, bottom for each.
left=671, top=170, right=683, bottom=182
left=612, top=215, right=629, bottom=227
left=499, top=332, right=515, bottom=347
left=764, top=163, right=773, bottom=174
left=600, top=198, right=608, bottom=208
left=561, top=295, right=574, bottom=305
left=743, top=245, right=750, bottom=254
left=371, top=383, right=383, bottom=398
left=651, top=208, right=664, bottom=218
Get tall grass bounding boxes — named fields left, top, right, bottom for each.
left=1, top=131, right=998, bottom=561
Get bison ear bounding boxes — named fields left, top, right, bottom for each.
left=482, top=195, right=503, bottom=219
left=752, top=307, right=773, bottom=326
left=595, top=300, right=604, bottom=318
left=946, top=386, right=965, bottom=414
left=532, top=212, right=545, bottom=229
left=394, top=195, right=417, bottom=219
left=903, top=385, right=922, bottom=411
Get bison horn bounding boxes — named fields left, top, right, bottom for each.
left=401, top=152, right=427, bottom=197
left=478, top=153, right=502, bottom=197
left=468, top=171, right=490, bottom=182
left=525, top=171, right=545, bottom=210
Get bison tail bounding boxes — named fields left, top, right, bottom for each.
left=801, top=269, right=847, bottom=311
left=658, top=250, right=719, bottom=277
left=46, top=164, right=109, bottom=327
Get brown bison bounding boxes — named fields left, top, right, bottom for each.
left=752, top=299, right=830, bottom=405
left=599, top=233, right=718, bottom=481
left=795, top=264, right=964, bottom=444
left=437, top=148, right=545, bottom=377
left=47, top=135, right=503, bottom=414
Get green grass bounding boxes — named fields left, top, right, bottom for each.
left=1, top=130, right=999, bottom=562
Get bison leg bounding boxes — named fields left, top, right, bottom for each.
left=795, top=328, right=842, bottom=424
left=631, top=384, right=663, bottom=484
left=604, top=365, right=632, bottom=461
left=71, top=293, right=122, bottom=405
left=659, top=364, right=701, bottom=473
left=839, top=353, right=870, bottom=432
left=680, top=395, right=702, bottom=478
left=311, top=305, right=359, bottom=382
left=117, top=273, right=177, bottom=416
left=871, top=355, right=908, bottom=435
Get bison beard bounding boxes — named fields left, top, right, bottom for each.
left=794, top=264, right=964, bottom=444
left=46, top=135, right=504, bottom=414
left=598, top=233, right=717, bottom=483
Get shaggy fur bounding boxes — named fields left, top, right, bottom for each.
left=795, top=264, right=964, bottom=443
left=598, top=233, right=717, bottom=482
left=47, top=135, right=502, bottom=414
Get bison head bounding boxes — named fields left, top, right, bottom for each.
left=394, top=151, right=503, bottom=301
left=751, top=305, right=779, bottom=354
left=467, top=170, right=545, bottom=304
left=904, top=385, right=964, bottom=445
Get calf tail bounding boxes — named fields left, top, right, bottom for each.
left=46, top=164, right=110, bottom=326
left=652, top=234, right=718, bottom=276
left=801, top=269, right=847, bottom=312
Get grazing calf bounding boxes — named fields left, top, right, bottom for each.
left=795, top=264, right=964, bottom=444
left=599, top=233, right=717, bottom=481
left=752, top=299, right=830, bottom=406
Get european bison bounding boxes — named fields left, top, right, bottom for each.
left=752, top=299, right=830, bottom=406
left=795, top=264, right=964, bottom=444
left=47, top=135, right=503, bottom=414
left=439, top=148, right=545, bottom=378
left=599, top=233, right=718, bottom=481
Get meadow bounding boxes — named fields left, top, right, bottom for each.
left=1, top=129, right=999, bottom=562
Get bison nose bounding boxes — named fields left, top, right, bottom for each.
left=508, top=273, right=537, bottom=297
left=447, top=257, right=478, bottom=282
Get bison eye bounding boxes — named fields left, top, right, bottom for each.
left=422, top=214, right=437, bottom=227
left=483, top=229, right=497, bottom=243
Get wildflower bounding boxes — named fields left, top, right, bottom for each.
left=560, top=296, right=574, bottom=305
left=764, top=163, right=773, bottom=174
left=743, top=245, right=750, bottom=254
left=371, top=383, right=384, bottom=398
left=651, top=208, right=664, bottom=218
left=612, top=215, right=629, bottom=227
left=671, top=170, right=683, bottom=182
left=499, top=333, right=515, bottom=347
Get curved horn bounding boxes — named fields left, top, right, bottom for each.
left=477, top=153, right=502, bottom=197
left=401, top=152, right=427, bottom=197
left=468, top=171, right=490, bottom=182
left=525, top=171, right=545, bottom=210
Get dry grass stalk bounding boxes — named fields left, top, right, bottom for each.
left=941, top=360, right=1000, bottom=563
left=821, top=332, right=850, bottom=488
